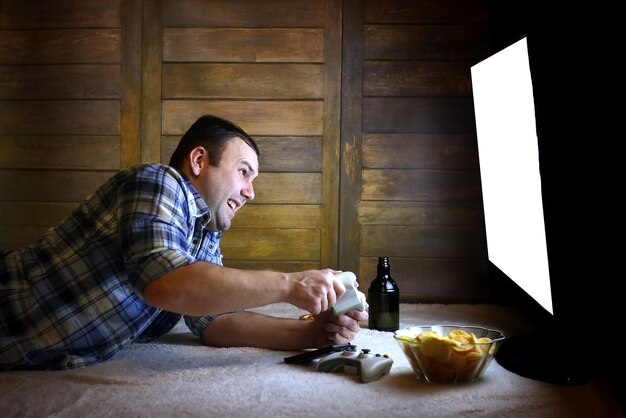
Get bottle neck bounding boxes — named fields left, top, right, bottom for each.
left=377, top=257, right=391, bottom=280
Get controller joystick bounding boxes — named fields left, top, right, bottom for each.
left=316, top=347, right=393, bottom=383
left=333, top=271, right=369, bottom=315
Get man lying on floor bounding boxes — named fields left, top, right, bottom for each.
left=0, top=114, right=367, bottom=370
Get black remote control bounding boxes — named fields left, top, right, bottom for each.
left=283, top=344, right=357, bottom=364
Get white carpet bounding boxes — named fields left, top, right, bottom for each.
left=0, top=304, right=622, bottom=418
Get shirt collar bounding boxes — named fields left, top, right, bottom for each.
left=171, top=167, right=211, bottom=223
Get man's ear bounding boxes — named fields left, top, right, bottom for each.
left=188, top=146, right=208, bottom=177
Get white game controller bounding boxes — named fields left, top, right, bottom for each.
left=332, top=271, right=368, bottom=315
left=316, top=346, right=393, bottom=383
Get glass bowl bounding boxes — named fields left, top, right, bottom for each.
left=394, top=325, right=505, bottom=383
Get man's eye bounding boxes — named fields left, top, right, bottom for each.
left=239, top=168, right=247, bottom=175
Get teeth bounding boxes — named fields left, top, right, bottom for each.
left=227, top=200, right=236, bottom=209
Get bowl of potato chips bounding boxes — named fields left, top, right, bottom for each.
left=394, top=325, right=505, bottom=383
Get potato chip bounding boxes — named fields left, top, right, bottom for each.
left=414, top=330, right=439, bottom=342
left=450, top=343, right=473, bottom=353
left=448, top=329, right=472, bottom=343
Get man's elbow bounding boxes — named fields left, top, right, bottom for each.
left=143, top=278, right=179, bottom=311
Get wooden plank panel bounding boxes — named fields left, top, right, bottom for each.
left=0, top=202, right=77, bottom=226
left=0, top=101, right=120, bottom=135
left=0, top=170, right=114, bottom=202
left=222, top=260, right=320, bottom=272
left=140, top=0, right=163, bottom=164
left=253, top=173, right=321, bottom=204
left=364, top=25, right=491, bottom=60
left=362, top=169, right=480, bottom=202
left=0, top=65, right=121, bottom=99
left=0, top=225, right=50, bottom=250
left=163, top=28, right=324, bottom=63
left=365, top=0, right=492, bottom=24
left=0, top=0, right=122, bottom=29
left=358, top=256, right=489, bottom=303
left=162, top=63, right=324, bottom=99
left=358, top=201, right=483, bottom=227
left=120, top=0, right=143, bottom=168
left=0, top=29, right=122, bottom=64
left=221, top=229, right=320, bottom=260
left=364, top=61, right=472, bottom=97
left=162, top=100, right=323, bottom=136
left=163, top=0, right=324, bottom=28
left=231, top=205, right=323, bottom=229
left=0, top=135, right=120, bottom=170
left=339, top=0, right=365, bottom=274
left=363, top=97, right=476, bottom=134
left=161, top=135, right=323, bottom=172
left=254, top=137, right=322, bottom=173
left=321, top=0, right=343, bottom=269
left=360, top=225, right=486, bottom=258
left=160, top=136, right=179, bottom=166
left=362, top=133, right=478, bottom=170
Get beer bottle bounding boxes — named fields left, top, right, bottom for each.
left=367, top=256, right=399, bottom=331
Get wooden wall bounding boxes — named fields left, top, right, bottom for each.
left=0, top=0, right=133, bottom=248
left=342, top=0, right=494, bottom=301
left=157, top=0, right=341, bottom=273
left=0, top=0, right=500, bottom=303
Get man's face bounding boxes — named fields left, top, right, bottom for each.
left=195, top=137, right=258, bottom=231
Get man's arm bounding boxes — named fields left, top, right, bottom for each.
left=143, top=261, right=345, bottom=316
left=199, top=309, right=369, bottom=350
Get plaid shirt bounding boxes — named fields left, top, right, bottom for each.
left=1, top=164, right=224, bottom=370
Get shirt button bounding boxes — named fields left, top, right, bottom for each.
left=193, top=239, right=198, bottom=245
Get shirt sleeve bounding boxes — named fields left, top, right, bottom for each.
left=183, top=310, right=244, bottom=338
left=116, top=166, right=195, bottom=294
left=183, top=314, right=216, bottom=337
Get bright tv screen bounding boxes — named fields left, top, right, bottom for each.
left=471, top=37, right=553, bottom=315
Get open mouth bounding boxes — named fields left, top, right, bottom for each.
left=227, top=199, right=238, bottom=211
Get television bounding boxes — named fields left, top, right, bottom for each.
left=471, top=37, right=589, bottom=385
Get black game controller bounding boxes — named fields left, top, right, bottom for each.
left=284, top=344, right=357, bottom=364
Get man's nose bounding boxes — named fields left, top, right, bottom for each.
left=243, top=180, right=255, bottom=201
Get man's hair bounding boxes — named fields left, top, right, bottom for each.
left=168, top=115, right=259, bottom=169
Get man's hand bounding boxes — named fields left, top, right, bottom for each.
left=286, top=269, right=346, bottom=315
left=311, top=309, right=369, bottom=347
